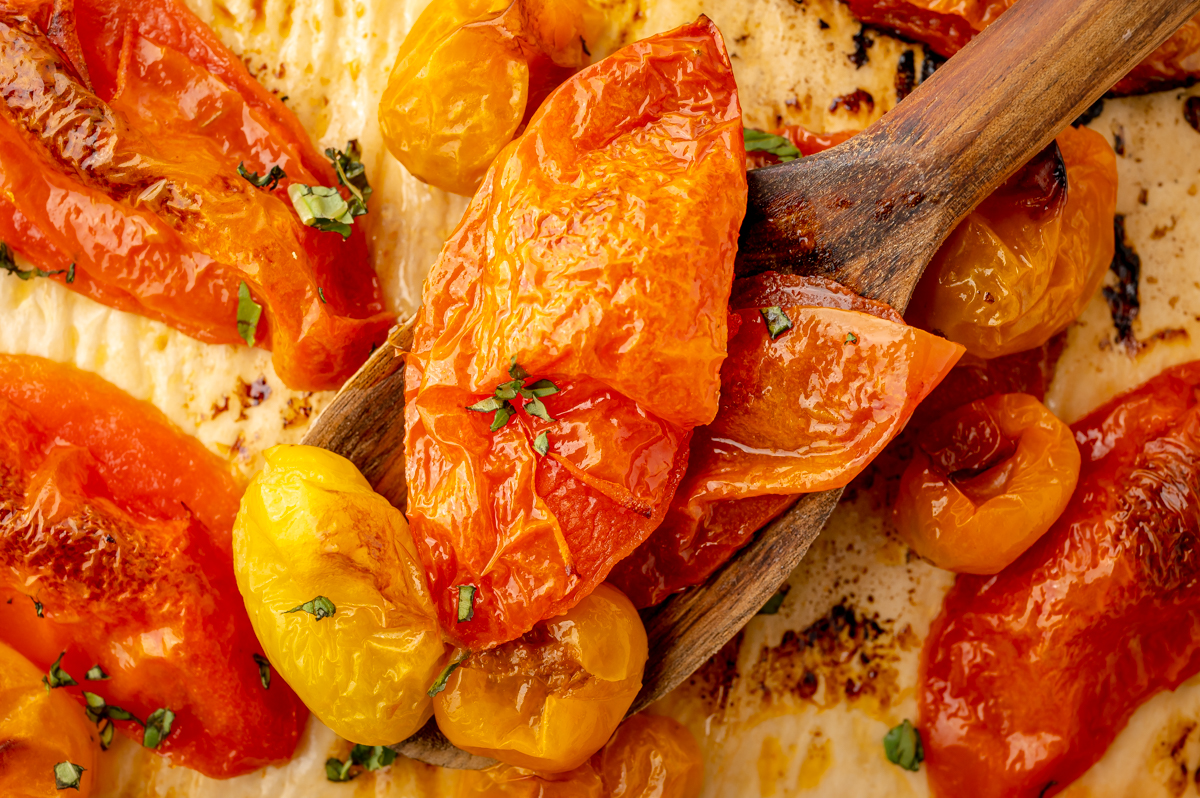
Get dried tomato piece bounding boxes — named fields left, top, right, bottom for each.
left=610, top=274, right=963, bottom=608
left=404, top=18, right=746, bottom=648
left=0, top=0, right=393, bottom=390
left=921, top=362, right=1200, bottom=797
left=0, top=355, right=307, bottom=778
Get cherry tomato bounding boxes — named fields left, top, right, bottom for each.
left=894, top=393, right=1079, bottom=574
left=0, top=355, right=307, bottom=778
left=404, top=18, right=746, bottom=648
left=0, top=0, right=393, bottom=390
left=434, top=584, right=647, bottom=772
left=0, top=641, right=98, bottom=798
left=921, top=362, right=1200, bottom=797
left=234, top=445, right=447, bottom=745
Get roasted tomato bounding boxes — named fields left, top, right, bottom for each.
left=0, top=0, right=393, bottom=390
left=894, top=393, right=1079, bottom=574
left=611, top=273, right=963, bottom=607
left=843, top=0, right=1200, bottom=94
left=434, top=584, right=647, bottom=772
left=0, top=641, right=99, bottom=798
left=907, top=127, right=1116, bottom=359
left=0, top=355, right=307, bottom=778
left=921, top=362, right=1200, bottom=797
left=380, top=0, right=609, bottom=195
left=233, top=445, right=447, bottom=746
left=404, top=18, right=746, bottom=648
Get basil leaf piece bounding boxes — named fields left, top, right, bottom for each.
left=82, top=691, right=106, bottom=724
left=883, top=719, right=924, bottom=772
left=489, top=403, right=515, bottom=432
left=288, top=184, right=354, bottom=238
left=494, top=379, right=524, bottom=401
left=105, top=706, right=137, bottom=722
left=253, top=653, right=271, bottom=689
left=30, top=597, right=43, bottom=617
left=427, top=652, right=469, bottom=697
left=508, top=356, right=529, bottom=381
left=757, top=585, right=790, bottom=615
left=524, top=379, right=559, bottom=397
left=85, top=665, right=109, bottom=681
left=324, top=140, right=372, bottom=217
left=236, top=281, right=262, bottom=346
left=98, top=720, right=114, bottom=751
left=237, top=162, right=287, bottom=191
left=142, top=708, right=175, bottom=749
left=42, top=652, right=77, bottom=691
left=457, top=585, right=476, bottom=623
left=760, top=306, right=793, bottom=339
left=66, top=263, right=76, bottom=283
left=350, top=744, right=397, bottom=771
left=318, top=286, right=327, bottom=304
left=0, top=242, right=64, bottom=281
left=533, top=431, right=549, bottom=457
left=523, top=395, right=553, bottom=422
left=54, top=761, right=85, bottom=791
left=325, top=757, right=355, bottom=782
left=743, top=128, right=802, bottom=162
left=466, top=396, right=506, bottom=414
left=284, top=596, right=337, bottom=620
left=845, top=332, right=859, bottom=344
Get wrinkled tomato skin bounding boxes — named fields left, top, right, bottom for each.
left=405, top=18, right=746, bottom=648
left=894, top=393, right=1079, bottom=574
left=0, top=355, right=307, bottom=779
left=0, top=0, right=392, bottom=390
left=921, top=361, right=1200, bottom=798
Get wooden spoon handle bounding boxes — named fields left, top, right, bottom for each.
left=737, top=0, right=1200, bottom=308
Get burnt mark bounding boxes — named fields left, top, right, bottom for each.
left=242, top=375, right=272, bottom=407
left=1103, top=215, right=1141, bottom=349
left=920, top=45, right=945, bottom=83
left=1113, top=125, right=1127, bottom=156
left=818, top=18, right=830, bottom=29
left=829, top=89, right=875, bottom=115
left=895, top=50, right=916, bottom=101
left=1186, top=96, right=1200, bottom=133
left=1073, top=98, right=1105, bottom=127
left=849, top=26, right=873, bottom=68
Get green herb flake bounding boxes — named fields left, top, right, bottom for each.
left=457, top=585, right=476, bottom=623
left=237, top=162, right=287, bottom=191
left=325, top=757, right=355, bottom=782
left=351, top=743, right=397, bottom=771
left=0, top=243, right=64, bottom=282
left=757, top=585, right=790, bottom=616
left=324, top=140, right=373, bottom=217
left=253, top=653, right=271, bottom=690
left=467, top=396, right=507, bottom=414
left=284, top=596, right=337, bottom=620
left=760, top=306, right=793, bottom=339
left=105, top=706, right=137, bottom=722
left=489, top=403, right=515, bottom=432
left=508, top=356, right=529, bottom=381
left=427, top=652, right=469, bottom=697
left=318, top=286, right=327, bottom=304
left=42, top=652, right=77, bottom=692
left=845, top=332, right=859, bottom=345
left=743, top=128, right=802, bottom=163
left=883, top=719, right=924, bottom=772
left=288, top=184, right=354, bottom=238
left=54, top=761, right=85, bottom=791
left=85, top=665, right=108, bottom=681
left=66, top=263, right=76, bottom=284
left=533, top=431, right=549, bottom=456
left=522, top=395, right=553, bottom=422
left=236, top=281, right=262, bottom=346
left=142, top=708, right=174, bottom=749
left=467, top=360, right=559, bottom=431
left=98, top=720, right=114, bottom=751
left=82, top=691, right=106, bottom=723
left=30, top=596, right=43, bottom=617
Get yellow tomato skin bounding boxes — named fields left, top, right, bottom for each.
left=0, top=641, right=98, bottom=798
left=434, top=584, right=647, bottom=772
left=592, top=714, right=704, bottom=798
left=233, top=445, right=447, bottom=745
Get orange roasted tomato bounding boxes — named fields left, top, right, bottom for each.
left=921, top=362, right=1200, bottom=798
left=0, top=0, right=393, bottom=390
left=404, top=18, right=746, bottom=648
left=843, top=0, right=1200, bottom=94
left=380, top=0, right=610, bottom=195
left=434, top=584, right=647, bottom=772
left=0, top=641, right=99, bottom=798
left=611, top=273, right=963, bottom=607
left=0, top=355, right=307, bottom=778
left=893, top=393, right=1079, bottom=574
left=906, top=126, right=1117, bottom=359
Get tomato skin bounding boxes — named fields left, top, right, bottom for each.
left=434, top=584, right=647, bottom=772
left=920, top=361, right=1200, bottom=798
left=404, top=18, right=746, bottom=647
left=233, top=445, right=447, bottom=746
left=0, top=355, right=307, bottom=779
left=0, top=0, right=392, bottom=390
left=894, top=393, right=1079, bottom=574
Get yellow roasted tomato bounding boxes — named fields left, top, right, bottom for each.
left=233, top=445, right=448, bottom=745
left=434, top=583, right=647, bottom=772
left=0, top=641, right=98, bottom=797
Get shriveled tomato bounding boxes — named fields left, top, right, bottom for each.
left=921, top=362, right=1200, bottom=797
left=0, top=641, right=98, bottom=798
left=0, top=355, right=307, bottom=778
left=380, top=0, right=611, bottom=195
left=906, top=127, right=1116, bottom=359
left=404, top=18, right=746, bottom=648
left=0, top=0, right=393, bottom=390
left=844, top=0, right=1200, bottom=94
left=233, top=445, right=447, bottom=746
left=611, top=273, right=962, bottom=607
left=434, top=584, right=647, bottom=772
left=894, top=393, right=1079, bottom=574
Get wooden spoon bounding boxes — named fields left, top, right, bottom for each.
left=303, top=0, right=1200, bottom=769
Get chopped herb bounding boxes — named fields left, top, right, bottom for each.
left=465, top=359, right=559, bottom=431
left=42, top=652, right=77, bottom=692
left=744, top=128, right=802, bottom=163
left=85, top=665, right=108, bottom=681
left=66, top=263, right=75, bottom=283
left=253, top=653, right=271, bottom=689
left=288, top=184, right=355, bottom=238
left=0, top=243, right=64, bottom=281
left=31, top=597, right=43, bottom=617
left=845, top=332, right=858, bottom=344
left=236, top=281, right=262, bottom=346
left=318, top=286, right=327, bottom=304
left=351, top=743, right=397, bottom=771
left=457, top=585, right=476, bottom=623
left=284, top=596, right=337, bottom=620
left=54, top=761, right=85, bottom=791
left=81, top=691, right=138, bottom=727
left=757, top=585, right=790, bottom=615
left=883, top=719, right=924, bottom=772
left=237, top=162, right=287, bottom=191
left=325, top=757, right=355, bottom=782
left=467, top=396, right=507, bottom=413
left=508, top=356, right=529, bottom=381
left=142, top=708, right=175, bottom=749
left=98, top=720, right=114, bottom=750
left=533, top=431, right=549, bottom=456
left=760, top=306, right=793, bottom=339
left=427, top=652, right=469, bottom=697
left=324, top=140, right=372, bottom=217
